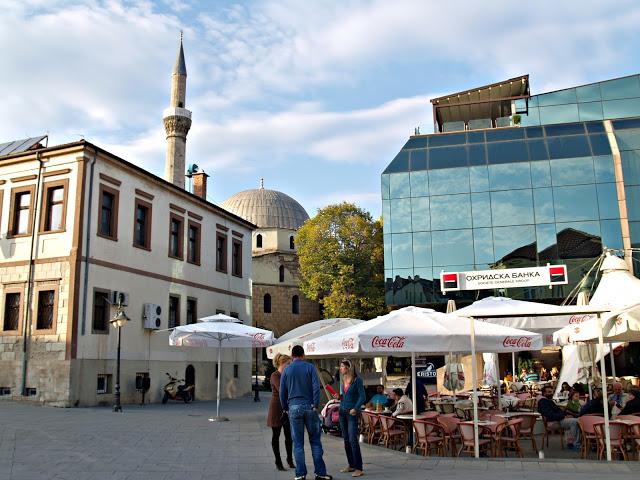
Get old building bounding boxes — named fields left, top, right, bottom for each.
left=0, top=37, right=255, bottom=406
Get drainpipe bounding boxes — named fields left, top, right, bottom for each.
left=80, top=149, right=97, bottom=335
left=21, top=152, right=44, bottom=396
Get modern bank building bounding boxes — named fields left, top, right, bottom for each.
left=382, top=73, right=640, bottom=309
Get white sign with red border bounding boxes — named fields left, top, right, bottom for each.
left=440, top=264, right=568, bottom=293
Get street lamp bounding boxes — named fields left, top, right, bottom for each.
left=110, top=306, right=130, bottom=412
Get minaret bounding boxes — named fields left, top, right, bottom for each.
left=163, top=32, right=192, bottom=189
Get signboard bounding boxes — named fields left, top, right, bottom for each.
left=415, top=356, right=445, bottom=384
left=440, top=264, right=568, bottom=293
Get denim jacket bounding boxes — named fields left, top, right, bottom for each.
left=340, top=376, right=366, bottom=411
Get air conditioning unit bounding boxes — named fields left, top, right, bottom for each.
left=112, top=291, right=129, bottom=307
left=143, top=303, right=162, bottom=330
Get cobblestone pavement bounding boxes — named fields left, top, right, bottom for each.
left=0, top=394, right=638, bottom=480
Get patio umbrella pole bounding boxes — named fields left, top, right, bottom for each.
left=410, top=351, right=417, bottom=454
left=470, top=317, right=479, bottom=459
left=597, top=314, right=611, bottom=461
left=511, top=352, right=516, bottom=388
left=608, top=343, right=616, bottom=380
left=211, top=337, right=228, bottom=422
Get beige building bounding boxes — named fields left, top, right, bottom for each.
left=0, top=38, right=255, bottom=406
left=221, top=184, right=321, bottom=338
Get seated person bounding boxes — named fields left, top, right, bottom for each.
left=390, top=388, right=413, bottom=417
left=619, top=389, right=640, bottom=416
left=368, top=384, right=389, bottom=410
left=558, top=382, right=572, bottom=400
left=608, top=382, right=629, bottom=410
left=580, top=388, right=611, bottom=416
left=539, top=367, right=549, bottom=382
left=550, top=366, right=560, bottom=381
left=519, top=368, right=529, bottom=382
left=564, top=391, right=582, bottom=417
left=524, top=370, right=540, bottom=382
left=504, top=371, right=513, bottom=383
left=538, top=385, right=581, bottom=449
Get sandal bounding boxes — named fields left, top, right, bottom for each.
left=352, top=471, right=364, bottom=477
left=340, top=467, right=355, bottom=473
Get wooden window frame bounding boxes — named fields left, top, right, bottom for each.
left=187, top=220, right=201, bottom=266
left=39, top=179, right=69, bottom=234
left=8, top=185, right=36, bottom=238
left=33, top=282, right=59, bottom=335
left=92, top=288, right=111, bottom=334
left=186, top=297, right=198, bottom=325
left=168, top=213, right=184, bottom=260
left=168, top=294, right=181, bottom=329
left=97, top=184, right=119, bottom=241
left=133, top=198, right=152, bottom=251
left=216, top=232, right=228, bottom=273
left=1, top=286, right=25, bottom=336
left=231, top=238, right=242, bottom=278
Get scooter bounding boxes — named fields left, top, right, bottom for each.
left=162, top=373, right=194, bottom=403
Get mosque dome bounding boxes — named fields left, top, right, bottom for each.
left=221, top=185, right=309, bottom=230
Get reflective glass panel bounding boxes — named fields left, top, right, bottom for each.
left=488, top=163, right=531, bottom=190
left=600, top=76, right=640, bottom=100
left=404, top=136, right=429, bottom=149
left=469, top=165, right=489, bottom=192
left=390, top=198, right=412, bottom=232
left=430, top=133, right=466, bottom=147
left=384, top=234, right=392, bottom=269
left=520, top=107, right=541, bottom=127
left=533, top=187, right=555, bottom=223
left=539, top=104, right=580, bottom=124
left=392, top=268, right=413, bottom=280
left=576, top=84, right=602, bottom=103
left=603, top=99, right=640, bottom=120
left=381, top=174, right=390, bottom=200
left=429, top=167, right=470, bottom=195
left=528, top=139, right=549, bottom=161
left=547, top=135, right=591, bottom=158
left=614, top=119, right=640, bottom=130
left=589, top=134, right=612, bottom=155
left=553, top=185, right=599, bottom=222
left=467, top=131, right=485, bottom=144
left=525, top=126, right=544, bottom=138
left=468, top=144, right=486, bottom=165
left=492, top=225, right=536, bottom=262
left=471, top=193, right=491, bottom=228
left=531, top=160, right=552, bottom=187
left=621, top=150, right=640, bottom=185
left=391, top=233, right=413, bottom=268
left=413, top=267, right=433, bottom=282
left=412, top=232, right=432, bottom=267
left=411, top=197, right=430, bottom=231
left=430, top=194, right=472, bottom=230
left=487, top=141, right=529, bottom=164
left=550, top=156, right=595, bottom=186
left=431, top=229, right=474, bottom=265
left=384, top=149, right=409, bottom=173
left=411, top=149, right=428, bottom=170
left=555, top=221, right=601, bottom=258
left=485, top=128, right=524, bottom=142
left=382, top=200, right=390, bottom=235
left=536, top=224, right=558, bottom=259
left=545, top=123, right=586, bottom=136
left=596, top=183, right=620, bottom=219
left=473, top=228, right=494, bottom=264
left=537, top=88, right=578, bottom=106
left=491, top=190, right=534, bottom=226
left=578, top=102, right=604, bottom=121
left=429, top=146, right=467, bottom=169
left=410, top=170, right=429, bottom=196
left=389, top=172, right=411, bottom=198
left=626, top=185, right=640, bottom=221
left=600, top=219, right=623, bottom=250
left=587, top=122, right=606, bottom=133
left=615, top=128, right=640, bottom=151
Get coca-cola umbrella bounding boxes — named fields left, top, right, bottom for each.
left=169, top=316, right=274, bottom=421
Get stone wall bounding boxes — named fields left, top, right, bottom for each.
left=252, top=283, right=320, bottom=337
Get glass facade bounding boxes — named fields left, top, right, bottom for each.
left=382, top=75, right=640, bottom=307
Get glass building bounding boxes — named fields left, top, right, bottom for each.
left=382, top=74, right=640, bottom=307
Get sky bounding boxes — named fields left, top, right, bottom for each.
left=1, top=0, right=639, bottom=219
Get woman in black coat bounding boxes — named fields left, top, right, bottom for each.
left=619, top=390, right=640, bottom=415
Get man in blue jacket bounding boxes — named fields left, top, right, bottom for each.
left=280, top=345, right=332, bottom=480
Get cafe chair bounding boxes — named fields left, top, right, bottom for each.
left=458, top=422, right=491, bottom=457
left=379, top=415, right=408, bottom=451
left=542, top=417, right=565, bottom=449
left=512, top=414, right=538, bottom=451
left=437, top=415, right=461, bottom=456
left=496, top=418, right=524, bottom=458
left=413, top=420, right=446, bottom=457
left=594, top=421, right=628, bottom=461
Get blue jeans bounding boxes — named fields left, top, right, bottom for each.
left=289, top=404, right=327, bottom=477
left=338, top=408, right=363, bottom=471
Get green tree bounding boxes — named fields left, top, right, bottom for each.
left=297, top=202, right=386, bottom=319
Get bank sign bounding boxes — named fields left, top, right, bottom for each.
left=440, top=265, right=568, bottom=293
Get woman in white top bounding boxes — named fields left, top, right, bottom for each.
left=390, top=388, right=413, bottom=417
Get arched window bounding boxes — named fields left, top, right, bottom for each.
left=263, top=293, right=271, bottom=313
left=256, top=234, right=263, bottom=248
left=279, top=265, right=285, bottom=283
left=289, top=235, right=295, bottom=249
left=292, top=295, right=299, bottom=314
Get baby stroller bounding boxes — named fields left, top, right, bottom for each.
left=320, top=399, right=342, bottom=436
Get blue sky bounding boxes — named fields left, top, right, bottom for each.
left=1, top=1, right=639, bottom=218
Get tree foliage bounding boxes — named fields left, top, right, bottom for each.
left=297, top=202, right=386, bottom=320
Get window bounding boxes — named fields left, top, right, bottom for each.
left=215, top=309, right=226, bottom=315
left=233, top=364, right=239, bottom=378
left=9, top=186, right=35, bottom=237
left=256, top=234, right=262, bottom=248
left=289, top=236, right=295, bottom=249
left=168, top=213, right=184, bottom=259
left=232, top=239, right=242, bottom=277
left=230, top=312, right=239, bottom=319
left=92, top=290, right=110, bottom=333
left=263, top=293, right=271, bottom=313
left=41, top=180, right=68, bottom=233
left=98, top=184, right=119, bottom=240
left=3, top=292, right=21, bottom=332
left=133, top=199, right=152, bottom=250
left=168, top=295, right=180, bottom=328
left=292, top=295, right=300, bottom=315
left=279, top=265, right=285, bottom=283
left=187, top=221, right=201, bottom=265
left=216, top=233, right=227, bottom=272
left=186, top=298, right=197, bottom=325
left=97, top=374, right=112, bottom=394
left=36, top=290, right=55, bottom=331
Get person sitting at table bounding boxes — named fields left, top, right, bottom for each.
left=550, top=366, right=560, bottom=381
left=390, top=388, right=413, bottom=417
left=504, top=371, right=513, bottom=383
left=558, top=382, right=572, bottom=400
left=538, top=385, right=581, bottom=449
left=608, top=382, right=629, bottom=411
left=519, top=368, right=529, bottom=382
left=539, top=367, right=549, bottom=382
left=368, top=385, right=389, bottom=411
left=618, top=389, right=640, bottom=415
left=579, top=388, right=611, bottom=416
left=564, top=391, right=582, bottom=417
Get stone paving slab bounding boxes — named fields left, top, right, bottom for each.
left=0, top=394, right=639, bottom=480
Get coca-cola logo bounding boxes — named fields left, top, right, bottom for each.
left=342, top=338, right=355, bottom=350
left=251, top=332, right=268, bottom=346
left=569, top=315, right=591, bottom=324
left=502, top=336, right=533, bottom=348
left=306, top=342, right=316, bottom=352
left=371, top=336, right=406, bottom=349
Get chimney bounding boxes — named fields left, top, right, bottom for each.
left=192, top=170, right=209, bottom=200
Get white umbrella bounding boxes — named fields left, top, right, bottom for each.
left=169, top=318, right=275, bottom=421
left=482, top=352, right=499, bottom=386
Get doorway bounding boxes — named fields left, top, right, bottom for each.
left=185, top=364, right=195, bottom=400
